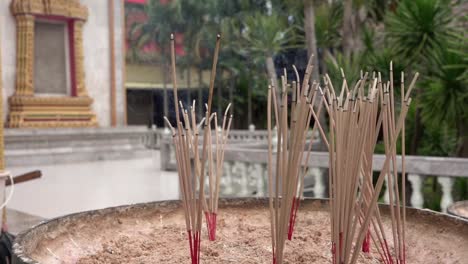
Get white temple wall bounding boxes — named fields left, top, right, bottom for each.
left=0, top=0, right=16, bottom=122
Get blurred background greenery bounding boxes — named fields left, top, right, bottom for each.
left=125, top=0, right=467, bottom=209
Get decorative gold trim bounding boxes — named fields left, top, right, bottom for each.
left=14, top=14, right=34, bottom=96
left=10, top=0, right=88, bottom=21
left=73, top=20, right=88, bottom=97
left=8, top=96, right=97, bottom=128
left=9, top=95, right=93, bottom=106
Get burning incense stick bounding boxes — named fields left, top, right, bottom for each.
left=164, top=33, right=231, bottom=264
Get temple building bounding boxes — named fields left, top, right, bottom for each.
left=1, top=0, right=126, bottom=128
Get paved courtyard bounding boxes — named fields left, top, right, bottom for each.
left=6, top=150, right=180, bottom=219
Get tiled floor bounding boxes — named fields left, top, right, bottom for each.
left=6, top=151, right=180, bottom=219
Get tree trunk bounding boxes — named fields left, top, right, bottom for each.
left=187, top=67, right=191, bottom=106
left=342, top=0, right=354, bottom=58
left=198, top=68, right=203, bottom=118
left=217, top=74, right=222, bottom=115
left=303, top=0, right=320, bottom=81
left=456, top=120, right=468, bottom=157
left=266, top=56, right=281, bottom=113
left=229, top=73, right=234, bottom=105
left=247, top=79, right=252, bottom=127
left=304, top=1, right=328, bottom=150
left=410, top=107, right=423, bottom=155
left=163, top=62, right=169, bottom=121
left=266, top=56, right=278, bottom=91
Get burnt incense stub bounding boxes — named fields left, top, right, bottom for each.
left=13, top=199, right=468, bottom=264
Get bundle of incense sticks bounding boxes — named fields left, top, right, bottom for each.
left=266, top=56, right=329, bottom=264
left=164, top=33, right=232, bottom=264
left=204, top=102, right=232, bottom=241
left=320, top=64, right=419, bottom=264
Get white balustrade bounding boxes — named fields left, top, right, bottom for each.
left=437, top=176, right=454, bottom=213
left=158, top=132, right=467, bottom=213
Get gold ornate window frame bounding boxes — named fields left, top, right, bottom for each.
left=8, top=0, right=97, bottom=128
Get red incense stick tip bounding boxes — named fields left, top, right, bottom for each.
left=288, top=197, right=301, bottom=240
left=362, top=231, right=371, bottom=253
left=204, top=212, right=211, bottom=240
left=211, top=213, right=217, bottom=241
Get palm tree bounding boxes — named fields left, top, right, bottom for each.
left=385, top=0, right=456, bottom=154
left=303, top=0, right=320, bottom=81
left=421, top=43, right=468, bottom=157
left=130, top=0, right=185, bottom=121
left=386, top=0, right=454, bottom=66
left=239, top=12, right=297, bottom=109
left=342, top=0, right=354, bottom=57
left=314, top=1, right=342, bottom=71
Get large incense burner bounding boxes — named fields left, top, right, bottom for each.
left=13, top=34, right=467, bottom=264
left=12, top=198, right=468, bottom=264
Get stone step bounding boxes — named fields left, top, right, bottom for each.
left=5, top=127, right=148, bottom=150
left=6, top=147, right=152, bottom=167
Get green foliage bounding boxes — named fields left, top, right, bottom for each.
left=145, top=0, right=184, bottom=46
left=420, top=44, right=468, bottom=131
left=385, top=0, right=455, bottom=65
left=324, top=51, right=362, bottom=88
left=238, top=12, right=296, bottom=58
left=363, top=48, right=406, bottom=95
left=315, top=2, right=343, bottom=49
left=423, top=176, right=442, bottom=211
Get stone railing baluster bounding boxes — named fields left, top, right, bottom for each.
left=437, top=176, right=454, bottom=213
left=384, top=176, right=390, bottom=204
left=408, top=174, right=424, bottom=209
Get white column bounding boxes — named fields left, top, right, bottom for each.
left=437, top=176, right=454, bottom=213
left=408, top=174, right=424, bottom=209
